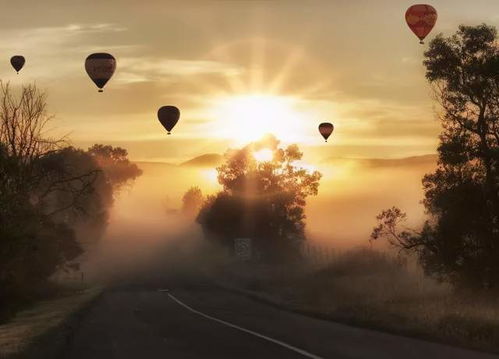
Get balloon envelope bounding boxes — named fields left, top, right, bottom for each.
left=405, top=4, right=437, bottom=44
left=10, top=56, right=25, bottom=73
left=318, top=122, right=334, bottom=142
left=85, top=53, right=116, bottom=92
left=158, top=106, right=180, bottom=134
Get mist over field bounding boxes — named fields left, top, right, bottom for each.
left=88, top=152, right=437, bottom=273
left=82, top=160, right=218, bottom=281
left=307, top=155, right=436, bottom=246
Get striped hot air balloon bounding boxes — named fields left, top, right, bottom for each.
left=405, top=4, right=438, bottom=44
left=85, top=53, right=116, bottom=92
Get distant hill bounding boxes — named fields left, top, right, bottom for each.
left=359, top=154, right=437, bottom=168
left=322, top=154, right=437, bottom=168
left=133, top=161, right=177, bottom=170
left=133, top=161, right=176, bottom=175
left=180, top=153, right=223, bottom=167
left=134, top=161, right=175, bottom=167
left=135, top=153, right=437, bottom=170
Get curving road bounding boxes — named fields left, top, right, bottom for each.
left=64, top=283, right=499, bottom=359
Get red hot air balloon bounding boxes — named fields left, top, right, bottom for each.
left=158, top=106, right=180, bottom=135
left=318, top=122, right=334, bottom=142
left=10, top=56, right=25, bottom=74
left=85, top=53, right=116, bottom=92
left=405, top=4, right=438, bottom=44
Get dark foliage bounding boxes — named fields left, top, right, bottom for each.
left=0, top=83, right=141, bottom=319
left=87, top=144, right=142, bottom=191
left=372, top=25, right=499, bottom=288
left=182, top=186, right=203, bottom=218
left=197, top=135, right=321, bottom=262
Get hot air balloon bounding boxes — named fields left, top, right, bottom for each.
left=318, top=122, right=334, bottom=142
left=158, top=106, right=180, bottom=135
left=10, top=56, right=25, bottom=74
left=405, top=4, right=438, bottom=44
left=85, top=53, right=116, bottom=92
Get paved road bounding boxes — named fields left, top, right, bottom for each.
left=65, top=283, right=499, bottom=359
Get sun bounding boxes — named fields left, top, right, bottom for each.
left=253, top=148, right=273, bottom=162
left=208, top=93, right=310, bottom=145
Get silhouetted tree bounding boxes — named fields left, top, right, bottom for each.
left=0, top=83, right=142, bottom=317
left=87, top=144, right=142, bottom=192
left=197, top=135, right=321, bottom=262
left=372, top=25, right=499, bottom=288
left=182, top=186, right=203, bottom=218
left=0, top=83, right=85, bottom=315
left=40, top=147, right=111, bottom=251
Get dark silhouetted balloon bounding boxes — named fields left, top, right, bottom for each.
left=405, top=4, right=438, bottom=44
left=158, top=106, right=180, bottom=135
left=318, top=122, right=334, bottom=142
left=10, top=56, right=25, bottom=74
left=85, top=53, right=116, bottom=92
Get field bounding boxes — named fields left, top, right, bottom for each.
left=220, top=247, right=499, bottom=354
left=0, top=284, right=102, bottom=358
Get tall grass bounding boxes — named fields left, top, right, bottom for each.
left=221, top=246, right=499, bottom=353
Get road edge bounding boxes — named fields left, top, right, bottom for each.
left=213, top=282, right=499, bottom=356
left=8, top=288, right=104, bottom=359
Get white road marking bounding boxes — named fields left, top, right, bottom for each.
left=166, top=292, right=324, bottom=359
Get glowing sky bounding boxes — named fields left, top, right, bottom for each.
left=1, top=0, right=498, bottom=162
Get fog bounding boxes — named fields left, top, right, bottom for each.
left=82, top=162, right=222, bottom=282
left=81, top=156, right=436, bottom=281
left=307, top=158, right=435, bottom=247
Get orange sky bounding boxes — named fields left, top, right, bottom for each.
left=1, top=0, right=498, bottom=163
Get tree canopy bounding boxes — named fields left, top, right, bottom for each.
left=182, top=186, right=204, bottom=218
left=0, top=82, right=141, bottom=317
left=372, top=24, right=499, bottom=288
left=197, top=135, right=321, bottom=261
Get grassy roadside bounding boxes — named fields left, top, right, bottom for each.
left=0, top=285, right=103, bottom=359
left=217, top=248, right=499, bottom=354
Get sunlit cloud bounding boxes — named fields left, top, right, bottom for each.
left=0, top=23, right=134, bottom=80
left=117, top=58, right=243, bottom=84
left=0, top=23, right=128, bottom=52
left=65, top=23, right=127, bottom=33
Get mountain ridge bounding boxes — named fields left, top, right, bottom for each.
left=134, top=153, right=438, bottom=168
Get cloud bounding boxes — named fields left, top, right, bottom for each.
left=116, top=57, right=243, bottom=84
left=65, top=23, right=127, bottom=33
left=0, top=23, right=134, bottom=79
left=0, top=23, right=128, bottom=52
left=0, top=22, right=242, bottom=88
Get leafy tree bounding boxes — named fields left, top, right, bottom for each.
left=182, top=186, right=203, bottom=217
left=197, top=135, right=321, bottom=261
left=38, top=145, right=142, bottom=250
left=87, top=144, right=142, bottom=192
left=39, top=147, right=112, bottom=250
left=372, top=25, right=499, bottom=288
left=0, top=84, right=86, bottom=314
left=0, top=83, right=142, bottom=317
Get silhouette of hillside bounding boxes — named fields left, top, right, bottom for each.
left=322, top=154, right=437, bottom=168
left=180, top=153, right=223, bottom=167
left=136, top=154, right=437, bottom=170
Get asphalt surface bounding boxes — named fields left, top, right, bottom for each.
left=64, top=283, right=499, bottom=359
